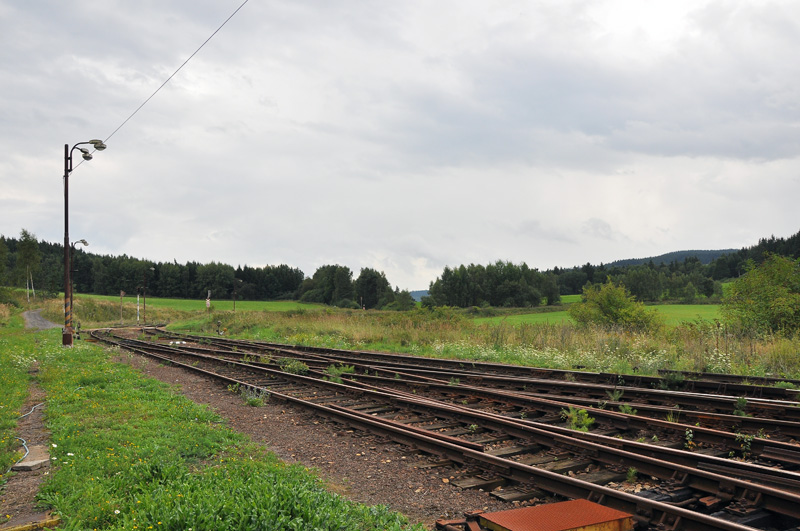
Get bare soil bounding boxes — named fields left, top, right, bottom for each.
left=0, top=371, right=55, bottom=530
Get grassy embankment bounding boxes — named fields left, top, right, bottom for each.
left=38, top=292, right=799, bottom=379
left=37, top=293, right=800, bottom=379
left=0, top=303, right=423, bottom=530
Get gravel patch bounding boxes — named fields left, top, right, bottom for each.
left=21, top=310, right=60, bottom=331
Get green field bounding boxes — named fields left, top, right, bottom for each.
left=474, top=304, right=721, bottom=326
left=77, top=294, right=321, bottom=313
left=77, top=293, right=722, bottom=327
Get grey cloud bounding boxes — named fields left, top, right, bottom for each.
left=582, top=218, right=617, bottom=241
left=2, top=1, right=799, bottom=290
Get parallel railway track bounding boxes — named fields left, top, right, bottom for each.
left=93, top=328, right=800, bottom=531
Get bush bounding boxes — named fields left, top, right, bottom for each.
left=568, top=280, right=661, bottom=333
left=277, top=358, right=309, bottom=375
left=721, top=254, right=800, bottom=335
left=334, top=298, right=360, bottom=309
left=0, top=287, right=22, bottom=307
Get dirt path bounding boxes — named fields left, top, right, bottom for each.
left=21, top=310, right=59, bottom=331
left=0, top=373, right=55, bottom=530
left=1, top=312, right=58, bottom=529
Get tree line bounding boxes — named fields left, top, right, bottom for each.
left=424, top=261, right=560, bottom=308
left=0, top=230, right=414, bottom=311
left=295, top=264, right=416, bottom=310
left=424, top=230, right=800, bottom=307
left=2, top=228, right=798, bottom=311
left=568, top=253, right=800, bottom=336
left=553, top=257, right=720, bottom=303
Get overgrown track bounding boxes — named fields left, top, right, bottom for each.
left=152, top=330, right=800, bottom=442
left=155, top=331, right=800, bottom=402
left=93, top=328, right=800, bottom=531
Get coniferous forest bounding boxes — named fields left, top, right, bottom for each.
left=0, top=229, right=798, bottom=309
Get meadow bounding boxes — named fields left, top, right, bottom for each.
left=32, top=293, right=799, bottom=379
left=473, top=303, right=722, bottom=326
left=74, top=293, right=318, bottom=314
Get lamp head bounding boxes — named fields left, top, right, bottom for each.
left=78, top=239, right=89, bottom=246
left=89, top=140, right=107, bottom=151
left=81, top=151, right=93, bottom=161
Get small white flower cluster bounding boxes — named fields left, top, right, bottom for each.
left=706, top=348, right=732, bottom=373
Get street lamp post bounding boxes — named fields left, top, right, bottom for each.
left=69, top=239, right=89, bottom=337
left=63, top=140, right=106, bottom=346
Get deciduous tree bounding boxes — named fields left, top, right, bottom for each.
left=14, top=229, right=41, bottom=288
left=568, top=280, right=661, bottom=332
left=721, top=254, right=800, bottom=335
left=355, top=268, right=391, bottom=309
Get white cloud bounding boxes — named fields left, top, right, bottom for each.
left=1, top=0, right=798, bottom=290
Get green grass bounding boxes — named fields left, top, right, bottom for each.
left=473, top=311, right=572, bottom=325
left=651, top=304, right=721, bottom=325
left=0, top=313, right=35, bottom=484
left=36, top=295, right=324, bottom=329
left=474, top=304, right=721, bottom=326
left=0, top=319, right=422, bottom=530
left=77, top=294, right=321, bottom=313
left=167, top=303, right=800, bottom=378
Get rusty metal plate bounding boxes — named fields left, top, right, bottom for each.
left=479, top=499, right=634, bottom=531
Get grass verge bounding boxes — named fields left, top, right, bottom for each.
left=5, top=326, right=422, bottom=531
left=0, top=313, right=34, bottom=485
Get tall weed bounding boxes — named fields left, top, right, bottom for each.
left=173, top=308, right=800, bottom=378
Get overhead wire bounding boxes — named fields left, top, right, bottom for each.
left=74, top=0, right=249, bottom=170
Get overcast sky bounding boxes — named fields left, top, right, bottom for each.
left=1, top=1, right=798, bottom=290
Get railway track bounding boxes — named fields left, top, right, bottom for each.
left=153, top=330, right=800, bottom=402
left=151, top=329, right=800, bottom=447
left=93, top=328, right=800, bottom=531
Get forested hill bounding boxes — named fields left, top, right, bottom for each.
left=607, top=249, right=737, bottom=268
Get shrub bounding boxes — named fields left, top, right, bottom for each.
left=0, top=288, right=23, bottom=307
left=277, top=358, right=309, bottom=375
left=568, top=280, right=662, bottom=333
left=335, top=299, right=360, bottom=309
left=721, top=254, right=800, bottom=335
left=560, top=406, right=595, bottom=432
left=323, top=364, right=355, bottom=384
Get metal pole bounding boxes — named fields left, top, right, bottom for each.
left=60, top=138, right=105, bottom=346
left=70, top=244, right=74, bottom=333
left=63, top=144, right=73, bottom=346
